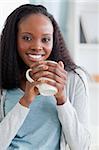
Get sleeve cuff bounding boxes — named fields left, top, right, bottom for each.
left=56, top=97, right=71, bottom=110
left=0, top=102, right=30, bottom=149
left=17, top=102, right=30, bottom=112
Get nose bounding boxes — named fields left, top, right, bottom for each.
left=30, top=40, right=43, bottom=51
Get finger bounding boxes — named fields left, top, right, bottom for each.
left=46, top=61, right=66, bottom=75
left=27, top=80, right=41, bottom=87
left=26, top=81, right=40, bottom=96
left=46, top=60, right=64, bottom=70
left=32, top=66, right=67, bottom=82
left=41, top=79, right=65, bottom=93
left=31, top=64, right=48, bottom=75
left=30, top=61, right=46, bottom=68
left=47, top=65, right=67, bottom=80
left=58, top=61, right=64, bottom=68
left=34, top=86, right=40, bottom=95
left=43, top=73, right=67, bottom=85
left=33, top=71, right=53, bottom=81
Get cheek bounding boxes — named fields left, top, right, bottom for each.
left=48, top=45, right=53, bottom=55
left=46, top=43, right=53, bottom=55
left=48, top=49, right=52, bottom=55
left=18, top=41, right=29, bottom=52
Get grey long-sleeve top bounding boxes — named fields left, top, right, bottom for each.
left=0, top=69, right=91, bottom=150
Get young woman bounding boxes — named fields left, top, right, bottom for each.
left=0, top=4, right=91, bottom=150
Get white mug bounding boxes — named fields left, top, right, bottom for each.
left=26, top=61, right=58, bottom=96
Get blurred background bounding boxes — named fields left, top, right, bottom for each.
left=0, top=0, right=99, bottom=149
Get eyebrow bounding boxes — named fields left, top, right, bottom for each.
left=20, top=32, right=53, bottom=36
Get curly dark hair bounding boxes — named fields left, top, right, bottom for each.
left=0, top=4, right=77, bottom=89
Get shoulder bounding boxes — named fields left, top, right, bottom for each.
left=0, top=89, right=7, bottom=98
left=67, top=68, right=89, bottom=96
left=0, top=89, right=7, bottom=121
left=66, top=68, right=89, bottom=104
left=0, top=89, right=7, bottom=97
left=68, top=67, right=88, bottom=84
left=75, top=68, right=88, bottom=81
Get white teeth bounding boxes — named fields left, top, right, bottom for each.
left=29, top=54, right=42, bottom=59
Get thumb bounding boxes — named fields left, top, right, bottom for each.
left=58, top=61, right=64, bottom=69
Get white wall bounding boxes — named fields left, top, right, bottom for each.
left=89, top=83, right=99, bottom=149
left=29, top=0, right=61, bottom=25
left=0, top=0, right=29, bottom=33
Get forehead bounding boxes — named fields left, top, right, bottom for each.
left=18, top=14, right=53, bottom=34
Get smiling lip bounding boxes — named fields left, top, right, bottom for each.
left=28, top=54, right=44, bottom=61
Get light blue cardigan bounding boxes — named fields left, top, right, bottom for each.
left=0, top=69, right=91, bottom=150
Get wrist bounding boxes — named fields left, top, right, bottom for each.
left=19, top=96, right=31, bottom=108
left=56, top=96, right=67, bottom=105
left=57, top=100, right=65, bottom=105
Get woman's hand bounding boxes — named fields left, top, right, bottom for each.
left=54, top=61, right=67, bottom=105
left=46, top=61, right=67, bottom=105
left=19, top=61, right=49, bottom=107
left=30, top=60, right=68, bottom=105
left=19, top=80, right=40, bottom=107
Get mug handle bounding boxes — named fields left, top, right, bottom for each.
left=26, top=69, right=34, bottom=83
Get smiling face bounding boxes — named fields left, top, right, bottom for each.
left=17, top=13, right=53, bottom=67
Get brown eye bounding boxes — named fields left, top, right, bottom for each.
left=22, top=35, right=32, bottom=41
left=42, top=37, right=51, bottom=43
